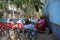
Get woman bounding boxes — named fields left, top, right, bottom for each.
left=39, top=16, right=45, bottom=33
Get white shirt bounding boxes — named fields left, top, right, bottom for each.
left=24, top=24, right=36, bottom=31
left=6, top=19, right=10, bottom=26
left=6, top=19, right=10, bottom=23
left=31, top=19, right=38, bottom=23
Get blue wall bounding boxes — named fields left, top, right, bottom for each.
left=50, top=23, right=60, bottom=39
left=45, top=0, right=60, bottom=25
left=48, top=0, right=60, bottom=25
left=44, top=0, right=60, bottom=39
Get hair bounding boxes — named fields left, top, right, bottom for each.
left=40, top=16, right=44, bottom=19
left=25, top=19, right=30, bottom=25
left=9, top=19, right=13, bottom=21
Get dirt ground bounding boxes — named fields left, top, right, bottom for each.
left=0, top=31, right=56, bottom=40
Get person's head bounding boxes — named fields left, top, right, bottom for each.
left=40, top=16, right=44, bottom=19
left=25, top=19, right=30, bottom=25
left=9, top=19, right=13, bottom=21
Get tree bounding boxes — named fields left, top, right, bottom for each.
left=0, top=0, right=8, bottom=11
left=0, top=0, right=44, bottom=18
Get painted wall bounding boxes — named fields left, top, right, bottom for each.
left=44, top=0, right=60, bottom=39
left=45, top=0, right=60, bottom=25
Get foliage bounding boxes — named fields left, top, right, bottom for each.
left=0, top=12, right=3, bottom=18
left=0, top=0, right=8, bottom=11
left=0, top=0, right=44, bottom=18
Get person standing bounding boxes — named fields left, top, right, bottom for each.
left=43, top=14, right=52, bottom=34
left=38, top=16, right=45, bottom=33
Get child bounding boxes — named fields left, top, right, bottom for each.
left=9, top=19, right=15, bottom=30
left=15, top=20, right=23, bottom=30
left=23, top=19, right=36, bottom=36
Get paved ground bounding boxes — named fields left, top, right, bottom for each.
left=0, top=31, right=56, bottom=40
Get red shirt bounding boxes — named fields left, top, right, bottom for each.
left=16, top=21, right=22, bottom=30
left=9, top=21, right=15, bottom=29
left=0, top=22, right=5, bottom=27
left=0, top=22, right=5, bottom=31
left=34, top=23, right=39, bottom=31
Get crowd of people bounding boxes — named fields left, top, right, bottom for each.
left=0, top=14, right=52, bottom=40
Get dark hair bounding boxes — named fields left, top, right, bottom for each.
left=25, top=19, right=30, bottom=25
left=40, top=16, right=44, bottom=19
left=9, top=19, right=13, bottom=21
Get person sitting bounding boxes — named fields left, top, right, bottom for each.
left=8, top=19, right=15, bottom=30
left=14, top=20, right=23, bottom=38
left=23, top=19, right=36, bottom=36
left=15, top=20, right=23, bottom=30
left=6, top=18, right=10, bottom=28
left=0, top=22, right=5, bottom=35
